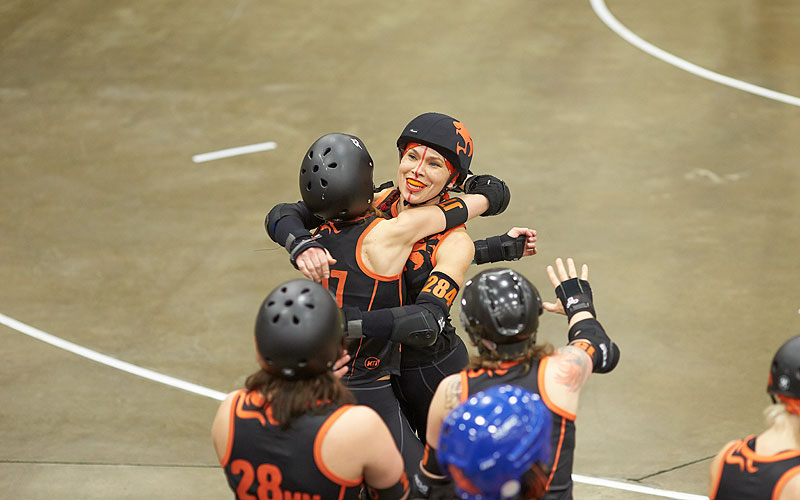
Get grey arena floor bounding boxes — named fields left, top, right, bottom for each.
left=1, top=1, right=799, bottom=498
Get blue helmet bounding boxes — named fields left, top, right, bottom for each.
left=438, top=385, right=552, bottom=500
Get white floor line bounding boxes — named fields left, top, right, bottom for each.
left=573, top=474, right=708, bottom=499
left=589, top=0, right=800, bottom=107
left=0, top=312, right=227, bottom=401
left=1, top=310, right=710, bottom=498
left=192, top=141, right=277, bottom=163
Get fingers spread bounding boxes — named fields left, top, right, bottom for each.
left=567, top=258, right=577, bottom=278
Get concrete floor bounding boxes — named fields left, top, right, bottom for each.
left=1, top=1, right=799, bottom=498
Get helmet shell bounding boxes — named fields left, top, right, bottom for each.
left=768, top=335, right=800, bottom=399
left=438, top=384, right=553, bottom=500
left=396, top=112, right=473, bottom=184
left=255, top=279, right=344, bottom=379
left=300, top=133, right=374, bottom=221
left=460, top=268, right=543, bottom=350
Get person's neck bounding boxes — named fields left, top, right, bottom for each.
left=397, top=194, right=443, bottom=214
left=757, top=417, right=800, bottom=454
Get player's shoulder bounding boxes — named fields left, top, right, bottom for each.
left=779, top=471, right=800, bottom=500
left=331, top=404, right=387, bottom=438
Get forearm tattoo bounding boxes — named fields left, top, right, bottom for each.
left=554, top=346, right=592, bottom=392
left=444, top=378, right=462, bottom=410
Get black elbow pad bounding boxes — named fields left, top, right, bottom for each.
left=568, top=318, right=619, bottom=373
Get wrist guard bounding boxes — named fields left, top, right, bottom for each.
left=287, top=235, right=325, bottom=269
left=363, top=472, right=409, bottom=500
left=411, top=469, right=453, bottom=500
left=436, top=197, right=469, bottom=230
left=568, top=318, right=619, bottom=373
left=464, top=174, right=511, bottom=216
left=473, top=234, right=526, bottom=264
left=555, top=277, right=595, bottom=321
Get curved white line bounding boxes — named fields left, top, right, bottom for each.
left=590, top=0, right=800, bottom=107
left=0, top=312, right=227, bottom=401
left=0, top=311, right=710, bottom=498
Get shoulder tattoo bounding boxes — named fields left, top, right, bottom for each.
left=554, top=346, right=592, bottom=392
left=444, top=378, right=463, bottom=410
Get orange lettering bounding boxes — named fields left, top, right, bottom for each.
left=231, top=459, right=257, bottom=500
left=256, top=463, right=283, bottom=499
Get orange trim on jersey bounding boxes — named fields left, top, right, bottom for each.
left=459, top=371, right=469, bottom=403
left=355, top=218, right=403, bottom=281
left=221, top=390, right=245, bottom=467
left=709, top=440, right=740, bottom=499
left=546, top=418, right=567, bottom=490
left=367, top=280, right=379, bottom=311
left=773, top=465, right=800, bottom=500
left=737, top=435, right=800, bottom=463
left=537, top=358, right=577, bottom=421
left=372, top=187, right=395, bottom=209
left=347, top=338, right=365, bottom=383
left=236, top=390, right=267, bottom=426
left=313, top=405, right=364, bottom=487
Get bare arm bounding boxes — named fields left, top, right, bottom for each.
left=381, top=194, right=488, bottom=249
left=708, top=441, right=736, bottom=498
left=323, top=406, right=406, bottom=492
left=425, top=374, right=463, bottom=449
left=428, top=228, right=474, bottom=287
left=543, top=346, right=593, bottom=415
left=211, top=392, right=238, bottom=465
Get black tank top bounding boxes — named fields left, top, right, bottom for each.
left=375, top=190, right=464, bottom=367
left=315, top=215, right=404, bottom=385
left=460, top=358, right=577, bottom=500
left=711, top=435, right=800, bottom=500
left=222, top=390, right=363, bottom=500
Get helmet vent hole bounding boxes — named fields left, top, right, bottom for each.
left=301, top=288, right=310, bottom=294
left=267, top=301, right=275, bottom=307
left=305, top=303, right=314, bottom=309
left=271, top=315, right=280, bottom=323
left=320, top=179, right=328, bottom=187
left=328, top=162, right=337, bottom=169
left=323, top=147, right=331, bottom=156
left=281, top=287, right=287, bottom=293
left=301, top=167, right=306, bottom=174
left=285, top=300, right=293, bottom=306
left=312, top=165, right=319, bottom=173
left=306, top=182, right=312, bottom=191
left=307, top=150, right=313, bottom=159
left=292, top=315, right=299, bottom=324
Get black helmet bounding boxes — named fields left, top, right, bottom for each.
left=768, top=335, right=800, bottom=399
left=396, top=112, right=473, bottom=185
left=300, top=133, right=374, bottom=221
left=255, top=279, right=344, bottom=379
left=460, top=268, right=543, bottom=358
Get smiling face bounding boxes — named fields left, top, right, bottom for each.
left=396, top=144, right=455, bottom=206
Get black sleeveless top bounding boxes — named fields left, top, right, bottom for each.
left=222, top=390, right=363, bottom=500
left=315, top=215, right=404, bottom=385
left=460, top=358, right=577, bottom=500
left=711, top=435, right=800, bottom=500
